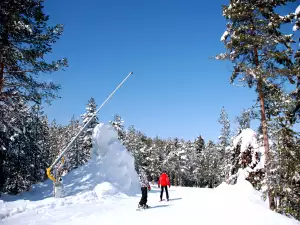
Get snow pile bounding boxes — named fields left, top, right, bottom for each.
left=60, top=123, right=140, bottom=197
left=90, top=123, right=140, bottom=195
left=0, top=123, right=140, bottom=219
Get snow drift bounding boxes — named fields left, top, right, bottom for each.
left=0, top=123, right=140, bottom=219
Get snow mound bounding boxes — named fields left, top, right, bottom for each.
left=215, top=172, right=267, bottom=207
left=0, top=123, right=140, bottom=219
left=94, top=182, right=118, bottom=198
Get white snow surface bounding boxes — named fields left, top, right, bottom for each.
left=1, top=124, right=300, bottom=224
left=221, top=30, right=229, bottom=41
left=296, top=5, right=300, bottom=15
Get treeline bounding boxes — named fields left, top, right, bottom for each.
left=110, top=103, right=299, bottom=220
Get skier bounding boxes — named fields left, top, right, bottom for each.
left=138, top=168, right=151, bottom=209
left=158, top=170, right=170, bottom=201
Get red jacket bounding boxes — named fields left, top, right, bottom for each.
left=158, top=173, right=170, bottom=187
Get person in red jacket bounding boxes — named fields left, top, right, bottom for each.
left=158, top=170, right=170, bottom=201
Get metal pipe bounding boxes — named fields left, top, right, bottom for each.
left=47, top=72, right=133, bottom=172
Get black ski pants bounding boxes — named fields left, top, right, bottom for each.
left=139, top=187, right=148, bottom=206
left=160, top=186, right=169, bottom=200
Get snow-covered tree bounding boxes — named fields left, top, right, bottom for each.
left=217, top=0, right=299, bottom=210
left=80, top=97, right=99, bottom=163
left=217, top=107, right=231, bottom=182
left=235, top=109, right=251, bottom=134
left=64, top=116, right=81, bottom=170
left=227, top=129, right=264, bottom=190
left=267, top=124, right=300, bottom=219
left=218, top=107, right=231, bottom=150
left=0, top=0, right=67, bottom=104
left=110, top=114, right=125, bottom=143
left=194, top=135, right=205, bottom=154
left=201, top=140, right=222, bottom=188
left=292, top=5, right=300, bottom=32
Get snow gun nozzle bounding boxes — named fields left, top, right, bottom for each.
left=46, top=167, right=56, bottom=182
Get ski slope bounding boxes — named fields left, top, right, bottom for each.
left=1, top=184, right=300, bottom=225
left=1, top=123, right=300, bottom=225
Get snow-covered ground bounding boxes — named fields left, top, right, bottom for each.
left=1, top=123, right=300, bottom=225
left=2, top=184, right=300, bottom=225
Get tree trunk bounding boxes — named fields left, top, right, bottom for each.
left=254, top=47, right=275, bottom=210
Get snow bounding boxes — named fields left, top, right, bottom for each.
left=1, top=124, right=300, bottom=225
left=293, top=5, right=300, bottom=31
left=233, top=128, right=258, bottom=152
left=232, top=128, right=265, bottom=173
left=14, top=21, right=33, bottom=34
left=221, top=30, right=229, bottom=41
left=2, top=184, right=300, bottom=225
left=295, top=5, right=300, bottom=16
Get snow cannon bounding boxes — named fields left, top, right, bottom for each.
left=46, top=72, right=134, bottom=198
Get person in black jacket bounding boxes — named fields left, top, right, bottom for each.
left=138, top=168, right=151, bottom=209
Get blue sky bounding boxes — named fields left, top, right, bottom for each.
left=43, top=0, right=299, bottom=142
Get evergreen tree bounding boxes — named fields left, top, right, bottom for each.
left=235, top=109, right=251, bottom=134
left=2, top=96, right=34, bottom=194
left=109, top=114, right=125, bottom=143
left=217, top=0, right=299, bottom=209
left=0, top=0, right=67, bottom=104
left=194, top=135, right=205, bottom=154
left=201, top=140, right=222, bottom=188
left=0, top=0, right=67, bottom=195
left=218, top=107, right=231, bottom=181
left=227, top=129, right=264, bottom=190
left=80, top=97, right=99, bottom=164
left=65, top=116, right=81, bottom=170
left=48, top=120, right=64, bottom=164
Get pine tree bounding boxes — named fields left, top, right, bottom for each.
left=123, top=125, right=147, bottom=172
left=218, top=107, right=231, bottom=150
left=65, top=116, right=81, bottom=170
left=0, top=0, right=67, bottom=195
left=235, top=109, right=252, bottom=134
left=218, top=107, right=231, bottom=181
left=217, top=0, right=299, bottom=210
left=0, top=0, right=67, bottom=104
left=263, top=84, right=300, bottom=219
left=80, top=97, right=99, bottom=164
left=227, top=129, right=264, bottom=190
left=194, top=135, right=205, bottom=154
left=201, top=140, right=222, bottom=188
left=2, top=96, right=34, bottom=194
left=109, top=114, right=125, bottom=143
